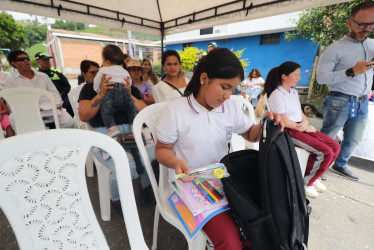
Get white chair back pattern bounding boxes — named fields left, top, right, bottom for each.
left=133, top=102, right=208, bottom=250
left=230, top=95, right=259, bottom=150
left=0, top=87, right=60, bottom=134
left=0, top=129, right=147, bottom=250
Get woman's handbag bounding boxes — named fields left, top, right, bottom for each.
left=116, top=133, right=146, bottom=175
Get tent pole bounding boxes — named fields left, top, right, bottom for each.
left=161, top=34, right=164, bottom=74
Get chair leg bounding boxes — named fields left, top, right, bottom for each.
left=152, top=207, right=160, bottom=250
left=95, top=158, right=111, bottom=221
left=86, top=149, right=94, bottom=177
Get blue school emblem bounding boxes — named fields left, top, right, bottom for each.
left=225, top=126, right=233, bottom=140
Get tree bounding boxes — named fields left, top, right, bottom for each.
left=284, top=0, right=372, bottom=47
left=51, top=20, right=88, bottom=31
left=0, top=12, right=28, bottom=50
left=22, top=17, right=47, bottom=47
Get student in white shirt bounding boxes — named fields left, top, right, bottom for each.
left=156, top=48, right=283, bottom=250
left=265, top=61, right=340, bottom=198
left=93, top=45, right=137, bottom=137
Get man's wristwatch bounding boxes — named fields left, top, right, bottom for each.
left=345, top=68, right=355, bottom=77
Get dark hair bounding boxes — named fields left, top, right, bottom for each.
left=7, top=50, right=28, bottom=67
left=102, top=45, right=124, bottom=65
left=184, top=48, right=244, bottom=97
left=263, top=61, right=301, bottom=97
left=161, top=50, right=181, bottom=66
left=248, top=68, right=262, bottom=80
left=351, top=1, right=374, bottom=18
left=80, top=60, right=99, bottom=73
left=141, top=58, right=159, bottom=85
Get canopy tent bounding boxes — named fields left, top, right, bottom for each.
left=3, top=0, right=352, bottom=38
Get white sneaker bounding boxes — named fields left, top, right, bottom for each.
left=107, top=127, right=121, bottom=138
left=305, top=185, right=318, bottom=198
left=314, top=179, right=327, bottom=192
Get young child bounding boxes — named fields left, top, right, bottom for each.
left=264, top=61, right=340, bottom=198
left=93, top=45, right=137, bottom=137
left=0, top=98, right=15, bottom=137
left=155, top=48, right=283, bottom=250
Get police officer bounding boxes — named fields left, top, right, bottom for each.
left=35, top=52, right=74, bottom=116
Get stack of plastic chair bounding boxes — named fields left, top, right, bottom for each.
left=0, top=129, right=148, bottom=249
left=133, top=103, right=210, bottom=250
left=230, top=95, right=259, bottom=151
left=0, top=87, right=60, bottom=134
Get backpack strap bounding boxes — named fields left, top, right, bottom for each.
left=162, top=80, right=184, bottom=96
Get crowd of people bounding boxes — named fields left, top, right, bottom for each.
left=0, top=1, right=373, bottom=248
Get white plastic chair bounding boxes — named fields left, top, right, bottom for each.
left=0, top=87, right=60, bottom=134
left=0, top=129, right=147, bottom=250
left=230, top=95, right=259, bottom=150
left=68, top=89, right=95, bottom=178
left=133, top=103, right=209, bottom=250
left=265, top=93, right=310, bottom=176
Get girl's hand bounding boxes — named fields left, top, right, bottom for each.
left=122, top=77, right=131, bottom=93
left=305, top=125, right=317, bottom=133
left=265, top=112, right=285, bottom=131
left=175, top=159, right=195, bottom=182
left=99, top=74, right=113, bottom=96
left=296, top=120, right=308, bottom=132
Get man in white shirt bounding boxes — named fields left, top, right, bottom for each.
left=3, top=50, right=75, bottom=130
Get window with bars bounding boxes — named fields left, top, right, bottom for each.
left=260, top=33, right=281, bottom=45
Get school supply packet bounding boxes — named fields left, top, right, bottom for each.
left=170, top=163, right=229, bottom=216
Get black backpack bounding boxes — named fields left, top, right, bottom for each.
left=220, top=118, right=311, bottom=250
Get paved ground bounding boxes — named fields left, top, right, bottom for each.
left=0, top=117, right=373, bottom=249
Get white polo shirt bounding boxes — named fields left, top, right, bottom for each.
left=268, top=86, right=302, bottom=122
left=157, top=94, right=253, bottom=179
left=4, top=70, right=63, bottom=110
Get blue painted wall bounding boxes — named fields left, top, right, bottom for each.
left=166, top=33, right=318, bottom=87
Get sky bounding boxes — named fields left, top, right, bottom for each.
left=5, top=11, right=56, bottom=24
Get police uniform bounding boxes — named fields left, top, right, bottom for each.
left=35, top=52, right=74, bottom=116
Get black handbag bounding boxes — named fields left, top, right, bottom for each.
left=116, top=133, right=146, bottom=175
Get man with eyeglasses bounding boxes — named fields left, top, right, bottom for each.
left=3, top=50, right=75, bottom=130
left=317, top=1, right=374, bottom=181
left=35, top=52, right=74, bottom=117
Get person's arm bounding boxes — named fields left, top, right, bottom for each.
left=45, top=76, right=63, bottom=107
left=78, top=75, right=113, bottom=122
left=155, top=141, right=195, bottom=182
left=143, top=83, right=155, bottom=105
left=58, top=73, right=71, bottom=96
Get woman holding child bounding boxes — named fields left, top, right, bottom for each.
left=155, top=48, right=283, bottom=249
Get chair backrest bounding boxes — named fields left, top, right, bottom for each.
left=230, top=95, right=259, bottom=150
left=0, top=129, right=147, bottom=250
left=0, top=87, right=60, bottom=134
left=68, top=85, right=84, bottom=128
left=133, top=102, right=169, bottom=209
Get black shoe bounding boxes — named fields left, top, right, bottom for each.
left=331, top=166, right=359, bottom=181
left=321, top=174, right=327, bottom=181
left=111, top=200, right=123, bottom=216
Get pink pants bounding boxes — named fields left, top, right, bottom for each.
left=285, top=129, right=340, bottom=186
left=203, top=210, right=250, bottom=250
left=0, top=105, right=11, bottom=131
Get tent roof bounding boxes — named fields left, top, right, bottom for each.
left=2, top=0, right=351, bottom=36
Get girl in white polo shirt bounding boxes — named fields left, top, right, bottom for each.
left=156, top=48, right=283, bottom=250
left=265, top=61, right=340, bottom=198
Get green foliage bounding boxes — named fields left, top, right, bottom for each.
left=21, top=18, right=47, bottom=47
left=177, top=47, right=200, bottom=72
left=284, top=0, right=372, bottom=47
left=52, top=20, right=88, bottom=31
left=152, top=60, right=162, bottom=77
left=231, top=48, right=250, bottom=75
left=25, top=41, right=47, bottom=68
left=0, top=12, right=28, bottom=50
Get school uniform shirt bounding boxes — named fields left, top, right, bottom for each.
left=157, top=94, right=253, bottom=181
left=267, top=86, right=302, bottom=122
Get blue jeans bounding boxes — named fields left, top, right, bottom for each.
left=321, top=96, right=368, bottom=169
left=246, top=88, right=262, bottom=107
left=101, top=83, right=137, bottom=128
left=93, top=124, right=154, bottom=201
